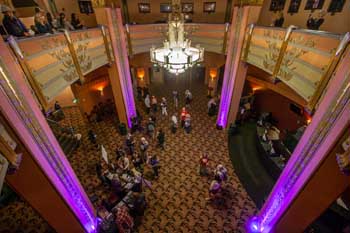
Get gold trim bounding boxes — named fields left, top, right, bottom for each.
left=63, top=30, right=85, bottom=83
left=272, top=25, right=297, bottom=77
left=308, top=34, right=350, bottom=111
left=222, top=23, right=230, bottom=54
left=0, top=134, right=17, bottom=165
left=101, top=25, right=113, bottom=64
left=125, top=24, right=133, bottom=56
left=242, top=23, right=255, bottom=61
left=8, top=37, right=48, bottom=110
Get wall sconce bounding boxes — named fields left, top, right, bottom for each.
left=137, top=68, right=145, bottom=81
left=209, top=68, right=217, bottom=81
left=97, top=86, right=104, bottom=96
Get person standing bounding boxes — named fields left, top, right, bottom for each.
left=144, top=94, right=151, bottom=114
left=151, top=96, right=158, bottom=113
left=172, top=90, right=179, bottom=109
left=184, top=113, right=191, bottom=134
left=171, top=114, right=178, bottom=133
left=199, top=153, right=209, bottom=176
left=185, top=90, right=192, bottom=107
left=125, top=133, right=135, bottom=155
left=160, top=97, right=168, bottom=116
left=157, top=129, right=165, bottom=150
left=180, top=107, right=187, bottom=128
left=139, top=137, right=149, bottom=162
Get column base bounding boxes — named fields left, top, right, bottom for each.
left=216, top=124, right=223, bottom=130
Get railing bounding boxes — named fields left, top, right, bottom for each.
left=8, top=27, right=114, bottom=109
left=126, top=23, right=229, bottom=55
left=241, top=25, right=349, bottom=110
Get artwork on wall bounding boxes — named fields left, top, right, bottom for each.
left=304, top=0, right=325, bottom=10
left=138, top=3, right=151, bottom=13
left=327, top=0, right=346, bottom=14
left=203, top=2, right=216, bottom=13
left=269, top=0, right=286, bottom=11
left=182, top=3, right=194, bottom=13
left=160, top=3, right=172, bottom=13
left=78, top=0, right=94, bottom=14
left=288, top=0, right=302, bottom=14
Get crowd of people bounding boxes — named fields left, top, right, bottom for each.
left=1, top=5, right=85, bottom=38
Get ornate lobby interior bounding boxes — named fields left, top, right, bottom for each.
left=0, top=0, right=349, bottom=233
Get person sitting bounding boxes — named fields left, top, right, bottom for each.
left=214, top=164, right=228, bottom=183
left=57, top=12, right=74, bottom=30
left=118, top=154, right=130, bottom=173
left=54, top=101, right=61, bottom=110
left=199, top=153, right=210, bottom=176
left=115, top=146, right=125, bottom=160
left=147, top=154, right=160, bottom=179
left=130, top=191, right=147, bottom=217
left=2, top=5, right=30, bottom=37
left=132, top=152, right=143, bottom=172
left=206, top=175, right=222, bottom=201
left=71, top=13, right=83, bottom=30
left=35, top=14, right=53, bottom=34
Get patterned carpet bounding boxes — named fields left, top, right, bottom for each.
left=0, top=70, right=257, bottom=233
left=62, top=71, right=257, bottom=233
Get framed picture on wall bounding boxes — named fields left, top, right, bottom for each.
left=203, top=2, right=216, bottom=13
left=182, top=3, right=194, bottom=13
left=160, top=3, right=172, bottom=13
left=327, top=0, right=346, bottom=14
left=304, top=0, right=325, bottom=10
left=288, top=0, right=302, bottom=13
left=269, top=0, right=286, bottom=11
left=138, top=3, right=151, bottom=13
left=78, top=0, right=94, bottom=14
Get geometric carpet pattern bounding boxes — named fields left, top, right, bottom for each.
left=0, top=72, right=257, bottom=233
left=62, top=72, right=257, bottom=233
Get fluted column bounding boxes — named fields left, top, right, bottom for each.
left=250, top=45, right=350, bottom=233
left=0, top=37, right=96, bottom=232
left=94, top=7, right=136, bottom=127
left=216, top=6, right=250, bottom=128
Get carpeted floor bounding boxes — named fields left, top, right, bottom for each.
left=0, top=70, right=257, bottom=233
left=61, top=70, right=257, bottom=232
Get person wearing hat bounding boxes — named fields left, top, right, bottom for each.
left=1, top=5, right=29, bottom=37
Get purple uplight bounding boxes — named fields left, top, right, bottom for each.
left=247, top=216, right=264, bottom=233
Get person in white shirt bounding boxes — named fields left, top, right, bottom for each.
left=144, top=94, right=150, bottom=114
left=161, top=97, right=168, bottom=116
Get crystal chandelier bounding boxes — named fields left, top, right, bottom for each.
left=150, top=0, right=204, bottom=75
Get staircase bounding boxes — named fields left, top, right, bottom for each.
left=46, top=118, right=80, bottom=157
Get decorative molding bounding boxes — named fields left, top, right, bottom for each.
left=0, top=54, right=96, bottom=232
left=256, top=58, right=350, bottom=232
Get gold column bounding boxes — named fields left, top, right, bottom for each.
left=125, top=24, right=133, bottom=56
left=242, top=24, right=255, bottom=61
left=101, top=25, right=113, bottom=64
left=222, top=23, right=230, bottom=54
left=63, top=30, right=85, bottom=83
left=7, top=37, right=48, bottom=110
left=272, top=25, right=297, bottom=77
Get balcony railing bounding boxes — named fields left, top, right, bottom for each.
left=126, top=23, right=229, bottom=55
left=241, top=25, right=349, bottom=110
left=8, top=27, right=114, bottom=109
